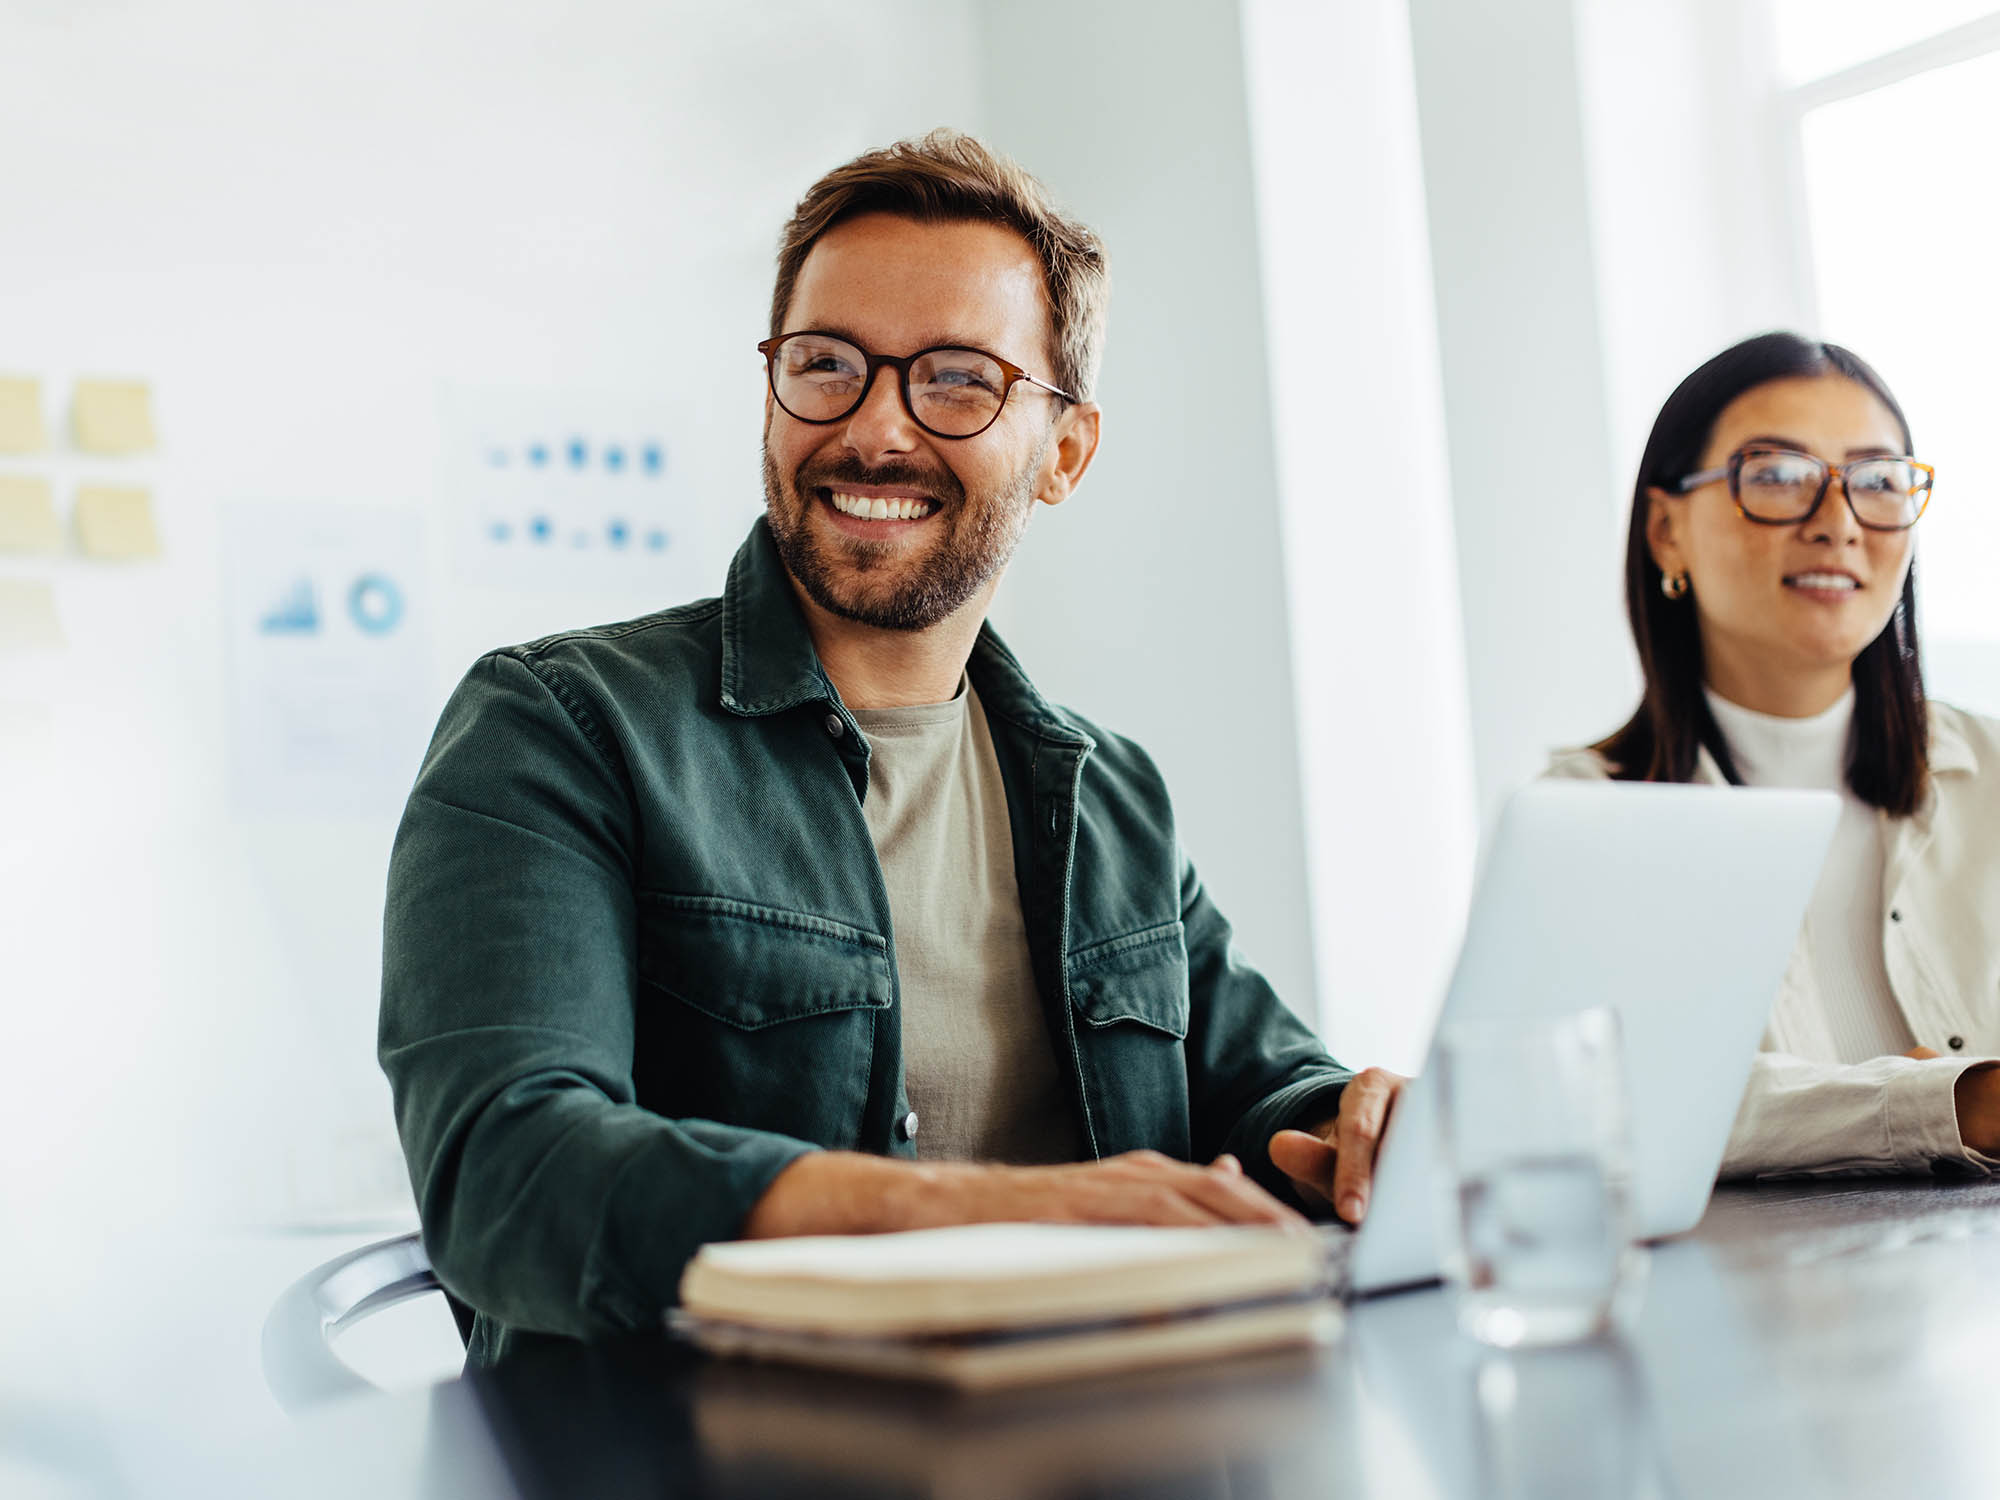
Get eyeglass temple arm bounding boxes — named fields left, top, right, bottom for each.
left=1675, top=464, right=1732, bottom=493
left=1022, top=373, right=1079, bottom=404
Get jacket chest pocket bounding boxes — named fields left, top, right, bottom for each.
left=1067, top=921, right=1192, bottom=1159
left=634, top=894, right=892, bottom=1150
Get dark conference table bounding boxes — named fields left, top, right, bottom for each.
left=256, top=1178, right=2000, bottom=1499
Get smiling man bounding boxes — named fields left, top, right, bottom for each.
left=380, top=131, right=1401, bottom=1367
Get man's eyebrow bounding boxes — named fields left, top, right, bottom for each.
left=781, top=322, right=1001, bottom=355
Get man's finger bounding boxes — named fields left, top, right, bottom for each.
left=1332, top=1072, right=1398, bottom=1222
left=1179, top=1161, right=1304, bottom=1226
left=1266, top=1128, right=1338, bottom=1206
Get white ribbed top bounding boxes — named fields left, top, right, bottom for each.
left=1705, top=687, right=1914, bottom=1063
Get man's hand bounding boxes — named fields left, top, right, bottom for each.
left=1265, top=1066, right=1407, bottom=1224
left=741, top=1149, right=1307, bottom=1240
left=1954, top=1061, right=2000, bottom=1156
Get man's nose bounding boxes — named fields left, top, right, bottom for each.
left=841, top=365, right=920, bottom=464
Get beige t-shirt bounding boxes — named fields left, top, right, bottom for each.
left=851, top=683, right=1082, bottom=1165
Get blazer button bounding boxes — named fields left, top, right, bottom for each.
left=1949, top=1036, right=1966, bottom=1051
left=899, top=1111, right=920, bottom=1141
left=1889, top=909, right=1903, bottom=923
left=824, top=712, right=845, bottom=739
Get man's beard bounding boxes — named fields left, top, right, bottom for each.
left=761, top=437, right=1044, bottom=633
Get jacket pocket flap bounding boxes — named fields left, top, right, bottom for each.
left=1068, top=922, right=1190, bottom=1038
left=638, top=893, right=893, bottom=1029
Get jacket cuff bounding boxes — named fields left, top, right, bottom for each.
left=1885, top=1061, right=1998, bottom=1174
left=1226, top=1070, right=1353, bottom=1205
left=584, top=1125, right=820, bottom=1327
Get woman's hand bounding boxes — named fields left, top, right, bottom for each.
left=1953, top=1062, right=2000, bottom=1156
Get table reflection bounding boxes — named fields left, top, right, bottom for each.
left=1470, top=1341, right=1676, bottom=1500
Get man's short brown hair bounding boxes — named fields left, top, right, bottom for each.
left=770, top=128, right=1111, bottom=402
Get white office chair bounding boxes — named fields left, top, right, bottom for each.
left=261, top=1232, right=473, bottom=1412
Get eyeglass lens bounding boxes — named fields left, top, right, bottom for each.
left=769, top=333, right=1011, bottom=437
left=1736, top=449, right=1927, bottom=529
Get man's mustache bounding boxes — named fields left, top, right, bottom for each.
left=796, top=457, right=964, bottom=506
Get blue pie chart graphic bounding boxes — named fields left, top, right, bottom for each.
left=349, top=574, right=405, bottom=636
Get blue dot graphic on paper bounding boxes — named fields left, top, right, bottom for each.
left=605, top=445, right=626, bottom=474
left=489, top=521, right=512, bottom=543
left=607, top=519, right=630, bottom=549
left=349, top=574, right=405, bottom=637
left=529, top=515, right=553, bottom=543
left=645, top=529, right=668, bottom=551
left=528, top=444, right=549, bottom=468
left=641, top=444, right=664, bottom=476
left=568, top=438, right=588, bottom=470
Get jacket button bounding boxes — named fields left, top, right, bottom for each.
left=1950, top=1036, right=1966, bottom=1051
left=899, top=1111, right=920, bottom=1141
left=1889, top=909, right=1902, bottom=923
left=824, top=712, right=845, bottom=739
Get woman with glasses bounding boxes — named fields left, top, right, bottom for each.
left=1550, top=331, right=2000, bottom=1178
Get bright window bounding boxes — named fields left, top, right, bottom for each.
left=1773, top=0, right=2000, bottom=84
left=1789, top=20, right=2000, bottom=712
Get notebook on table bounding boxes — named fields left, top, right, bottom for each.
left=671, top=1221, right=1339, bottom=1391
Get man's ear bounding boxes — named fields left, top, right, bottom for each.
left=1036, top=402, right=1102, bottom=508
left=1645, top=485, right=1685, bottom=578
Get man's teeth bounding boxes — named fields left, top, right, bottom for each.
left=1788, top=573, right=1859, bottom=591
left=829, top=491, right=931, bottom=521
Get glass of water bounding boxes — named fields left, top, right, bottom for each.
left=1433, top=1005, right=1639, bottom=1348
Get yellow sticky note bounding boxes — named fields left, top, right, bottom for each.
left=0, top=377, right=48, bottom=453
left=0, top=578, right=64, bottom=651
left=0, top=475, right=62, bottom=553
left=74, top=484, right=162, bottom=559
left=72, top=378, right=157, bottom=454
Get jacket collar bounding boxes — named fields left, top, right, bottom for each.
left=968, top=625, right=1094, bottom=751
left=716, top=519, right=1092, bottom=750
left=718, top=521, right=840, bottom=717
left=1928, top=704, right=1976, bottom=777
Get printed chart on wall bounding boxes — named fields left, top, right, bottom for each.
left=441, top=384, right=712, bottom=600
left=222, top=503, right=433, bottom=816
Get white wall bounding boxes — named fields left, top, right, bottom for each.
left=1241, top=0, right=1478, bottom=1074
left=1574, top=0, right=1806, bottom=501
left=976, top=0, right=1321, bottom=1025
left=1404, top=0, right=1639, bottom=821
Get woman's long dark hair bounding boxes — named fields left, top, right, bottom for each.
left=1594, top=331, right=1928, bottom=815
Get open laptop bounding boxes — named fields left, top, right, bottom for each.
left=1345, top=779, right=1839, bottom=1296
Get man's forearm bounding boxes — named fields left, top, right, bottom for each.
left=739, top=1151, right=990, bottom=1238
left=738, top=1149, right=1310, bottom=1238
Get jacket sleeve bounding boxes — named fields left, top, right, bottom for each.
left=1177, top=854, right=1353, bottom=1203
left=378, top=652, right=817, bottom=1341
left=1721, top=1050, right=2000, bottom=1179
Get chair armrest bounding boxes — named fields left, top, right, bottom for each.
left=260, top=1232, right=441, bottom=1412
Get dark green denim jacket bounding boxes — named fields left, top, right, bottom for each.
left=380, top=521, right=1352, bottom=1366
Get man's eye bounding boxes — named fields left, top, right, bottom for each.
left=929, top=368, right=998, bottom=394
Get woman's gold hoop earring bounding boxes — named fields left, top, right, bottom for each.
left=1661, top=571, right=1690, bottom=601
